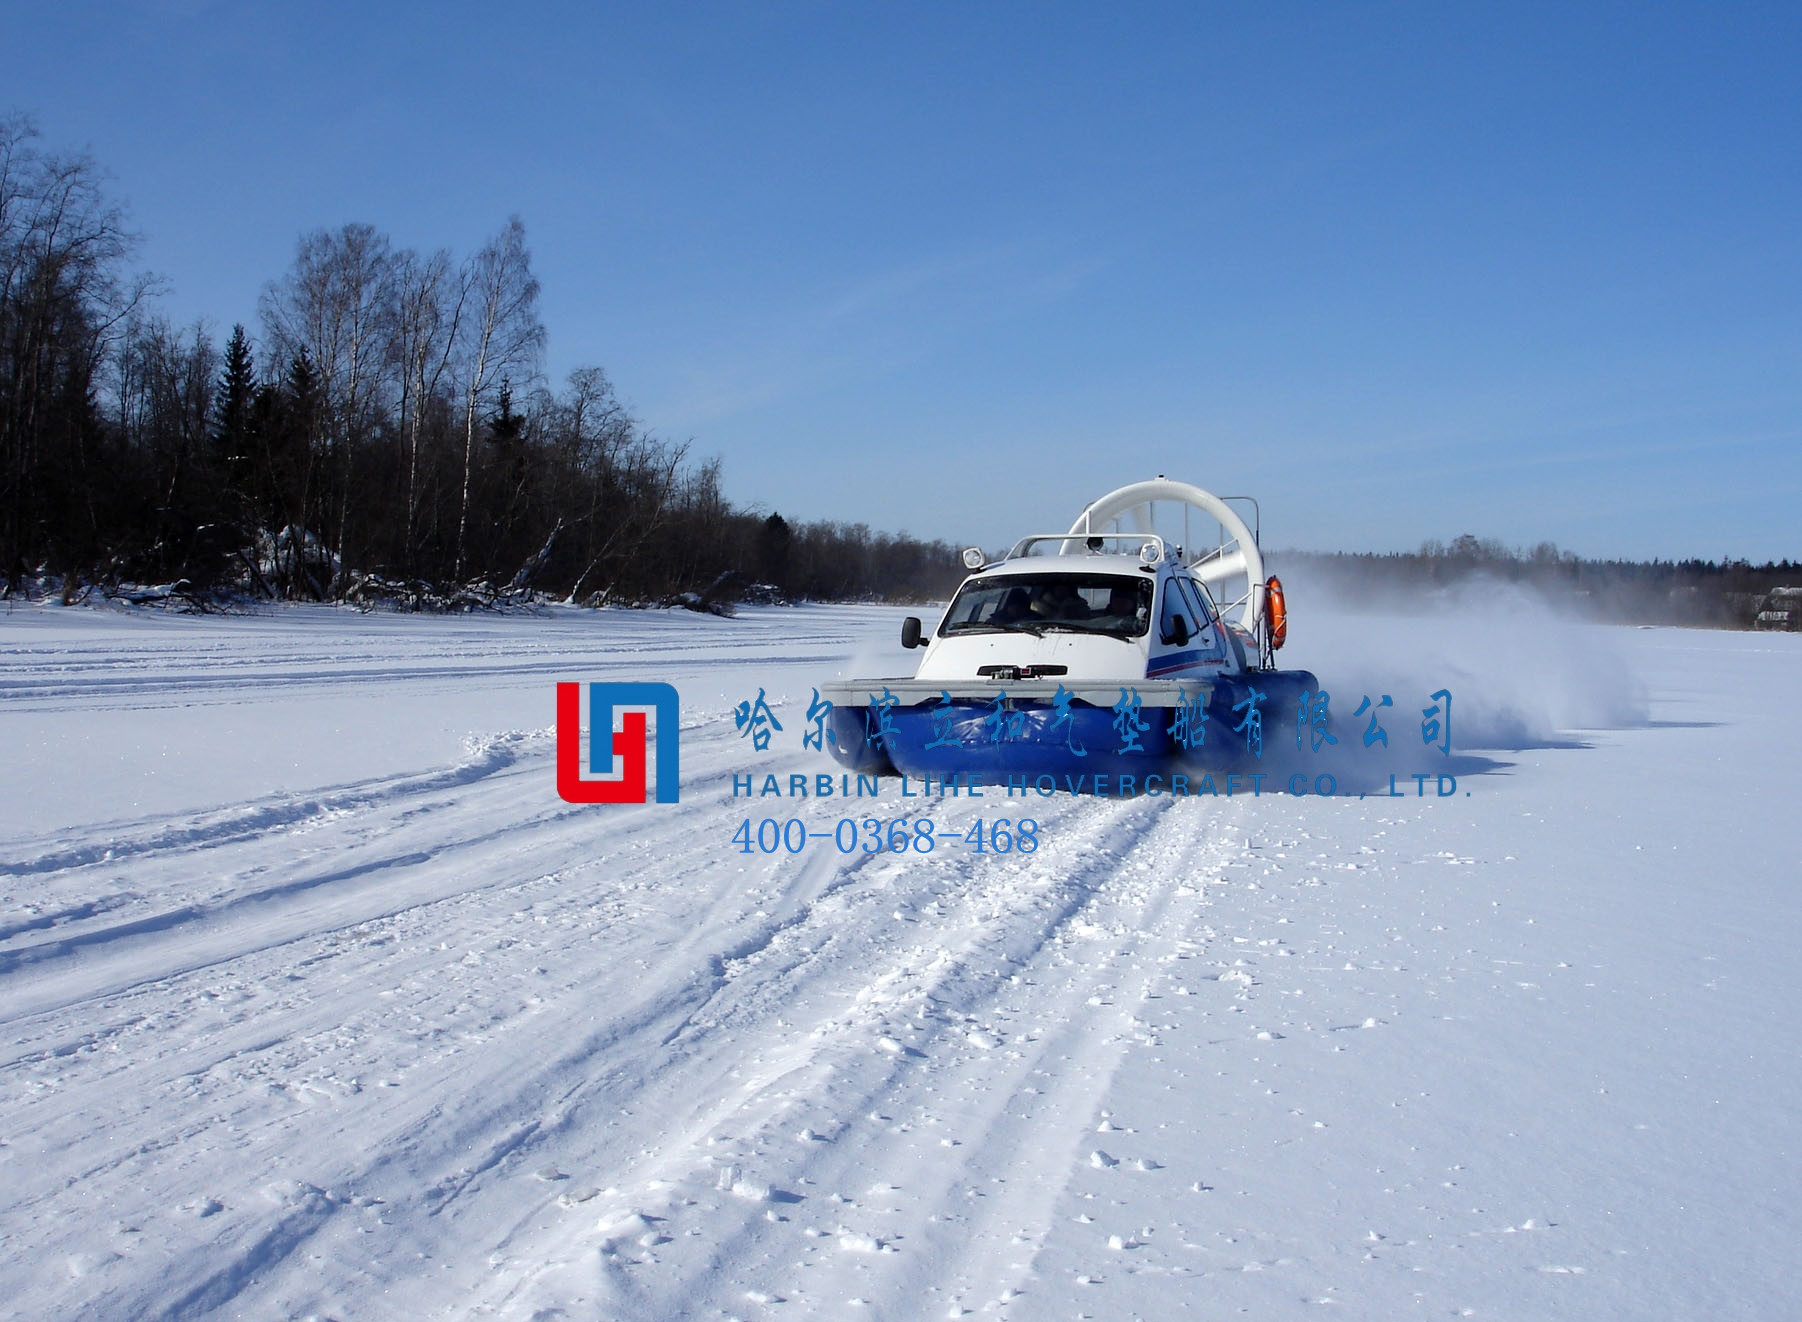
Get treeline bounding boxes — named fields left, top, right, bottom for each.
left=1275, top=534, right=1800, bottom=629
left=0, top=113, right=964, bottom=609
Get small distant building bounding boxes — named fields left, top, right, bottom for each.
left=1753, top=586, right=1802, bottom=631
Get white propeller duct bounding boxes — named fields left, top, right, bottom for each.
left=1069, top=479, right=1264, bottom=634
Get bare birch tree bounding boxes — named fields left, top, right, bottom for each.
left=258, top=223, right=396, bottom=581
left=452, top=217, right=543, bottom=579
left=0, top=113, right=154, bottom=578
left=390, top=246, right=463, bottom=570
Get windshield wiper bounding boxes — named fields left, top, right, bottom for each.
left=1041, top=620, right=1134, bottom=635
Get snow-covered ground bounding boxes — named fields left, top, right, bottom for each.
left=2, top=596, right=1797, bottom=1321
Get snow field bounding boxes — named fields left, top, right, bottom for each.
left=1, top=599, right=1798, bottom=1320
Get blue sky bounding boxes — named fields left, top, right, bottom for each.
left=11, top=2, right=1799, bottom=559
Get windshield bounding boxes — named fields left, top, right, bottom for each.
left=940, top=573, right=1152, bottom=638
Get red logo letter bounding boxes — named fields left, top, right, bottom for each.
left=556, top=682, right=649, bottom=803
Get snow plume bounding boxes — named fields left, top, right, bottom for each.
left=830, top=604, right=931, bottom=685
left=1280, top=570, right=1649, bottom=751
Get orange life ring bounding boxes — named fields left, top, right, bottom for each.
left=1265, top=576, right=1288, bottom=649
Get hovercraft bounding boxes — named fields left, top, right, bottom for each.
left=818, top=479, right=1318, bottom=785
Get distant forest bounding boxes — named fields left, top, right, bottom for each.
left=0, top=113, right=964, bottom=610
left=2, top=114, right=1792, bottom=626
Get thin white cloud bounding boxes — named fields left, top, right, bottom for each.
left=653, top=238, right=1110, bottom=430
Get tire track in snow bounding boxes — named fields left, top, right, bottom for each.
left=0, top=729, right=535, bottom=880
left=0, top=646, right=858, bottom=707
left=479, top=792, right=1256, bottom=1321
left=2, top=714, right=919, bottom=1319
left=0, top=715, right=754, bottom=1024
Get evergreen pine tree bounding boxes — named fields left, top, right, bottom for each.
left=214, top=324, right=257, bottom=497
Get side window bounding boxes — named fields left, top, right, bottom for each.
left=1178, top=577, right=1216, bottom=628
left=1177, top=577, right=1226, bottom=654
left=1158, top=575, right=1195, bottom=643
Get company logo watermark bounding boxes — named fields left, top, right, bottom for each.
left=554, top=677, right=1466, bottom=815
left=555, top=682, right=681, bottom=804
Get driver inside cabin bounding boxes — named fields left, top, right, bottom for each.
left=1103, top=584, right=1144, bottom=624
left=989, top=587, right=1032, bottom=624
left=1029, top=581, right=1089, bottom=622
